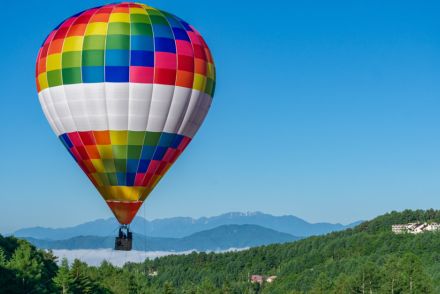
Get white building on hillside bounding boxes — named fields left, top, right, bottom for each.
left=392, top=222, right=440, bottom=234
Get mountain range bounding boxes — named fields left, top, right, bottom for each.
left=14, top=211, right=361, bottom=240
left=2, top=210, right=439, bottom=292
left=24, top=224, right=300, bottom=251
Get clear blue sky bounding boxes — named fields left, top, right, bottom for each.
left=1, top=0, right=439, bottom=232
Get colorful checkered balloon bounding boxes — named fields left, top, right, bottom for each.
left=35, top=2, right=215, bottom=224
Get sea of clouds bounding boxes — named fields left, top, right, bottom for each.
left=52, top=248, right=247, bottom=267
left=52, top=249, right=191, bottom=267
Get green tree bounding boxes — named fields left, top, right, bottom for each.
left=310, top=272, right=332, bottom=294
left=182, top=282, right=197, bottom=294
left=127, top=272, right=141, bottom=294
left=0, top=247, right=6, bottom=266
left=331, top=273, right=351, bottom=294
left=350, top=261, right=381, bottom=294
left=164, top=281, right=175, bottom=294
left=401, top=253, right=434, bottom=293
left=70, top=259, right=102, bottom=294
left=7, top=242, right=48, bottom=293
left=251, top=281, right=261, bottom=294
left=0, top=246, right=20, bottom=294
left=97, top=260, right=130, bottom=293
left=53, top=258, right=74, bottom=294
left=380, top=255, right=404, bottom=294
left=222, top=281, right=232, bottom=294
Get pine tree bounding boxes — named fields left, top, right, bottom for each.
left=0, top=246, right=21, bottom=294
left=164, top=281, right=175, bottom=294
left=222, top=281, right=232, bottom=294
left=70, top=259, right=95, bottom=294
left=53, top=258, right=74, bottom=294
left=380, top=255, right=404, bottom=294
left=310, top=272, right=332, bottom=294
left=331, top=273, right=351, bottom=294
left=351, top=261, right=381, bottom=294
left=182, top=282, right=197, bottom=294
left=0, top=247, right=6, bottom=266
left=7, top=242, right=46, bottom=293
left=401, top=253, right=434, bottom=293
left=197, top=278, right=216, bottom=294
left=128, top=273, right=140, bottom=294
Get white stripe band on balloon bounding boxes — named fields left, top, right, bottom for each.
left=38, top=83, right=212, bottom=139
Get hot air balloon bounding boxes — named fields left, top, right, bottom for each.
left=35, top=2, right=215, bottom=250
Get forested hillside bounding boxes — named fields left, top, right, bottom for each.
left=2, top=209, right=440, bottom=293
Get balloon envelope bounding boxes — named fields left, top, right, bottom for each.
left=36, top=2, right=215, bottom=224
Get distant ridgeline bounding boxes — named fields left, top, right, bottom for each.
left=2, top=209, right=440, bottom=293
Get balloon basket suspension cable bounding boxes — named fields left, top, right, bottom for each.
left=114, top=224, right=133, bottom=251
left=143, top=203, right=148, bottom=274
